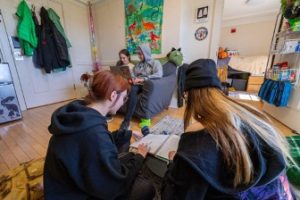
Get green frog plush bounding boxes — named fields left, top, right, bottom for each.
left=167, top=47, right=183, bottom=66
left=158, top=47, right=183, bottom=67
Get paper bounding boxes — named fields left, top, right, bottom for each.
left=130, top=134, right=180, bottom=160
left=156, top=135, right=180, bottom=160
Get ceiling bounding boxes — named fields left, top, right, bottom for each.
left=223, top=0, right=280, bottom=20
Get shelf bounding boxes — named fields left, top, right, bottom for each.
left=276, top=29, right=300, bottom=38
left=266, top=68, right=300, bottom=85
left=270, top=51, right=300, bottom=55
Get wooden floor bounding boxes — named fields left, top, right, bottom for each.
left=0, top=99, right=295, bottom=174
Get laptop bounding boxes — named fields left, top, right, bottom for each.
left=110, top=66, right=132, bottom=80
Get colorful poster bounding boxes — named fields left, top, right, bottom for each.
left=124, top=0, right=164, bottom=54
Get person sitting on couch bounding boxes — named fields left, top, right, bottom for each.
left=116, top=48, right=135, bottom=74
left=120, top=43, right=163, bottom=131
left=106, top=49, right=135, bottom=123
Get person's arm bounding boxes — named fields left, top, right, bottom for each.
left=77, top=131, right=145, bottom=199
left=147, top=60, right=163, bottom=79
left=111, top=129, right=132, bottom=149
left=161, top=155, right=209, bottom=200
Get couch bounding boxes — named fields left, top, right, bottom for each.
left=119, top=61, right=177, bottom=119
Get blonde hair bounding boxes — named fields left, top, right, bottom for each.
left=184, top=88, right=293, bottom=187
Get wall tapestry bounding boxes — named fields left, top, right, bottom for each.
left=124, top=0, right=164, bottom=54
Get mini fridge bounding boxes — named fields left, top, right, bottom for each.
left=0, top=63, right=22, bottom=124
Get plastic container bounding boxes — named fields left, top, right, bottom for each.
left=288, top=18, right=300, bottom=31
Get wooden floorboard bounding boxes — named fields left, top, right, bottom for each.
left=0, top=99, right=296, bottom=175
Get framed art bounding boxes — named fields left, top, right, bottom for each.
left=194, top=27, right=208, bottom=41
left=195, top=6, right=208, bottom=23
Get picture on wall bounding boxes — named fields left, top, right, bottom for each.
left=195, top=6, right=209, bottom=23
left=194, top=27, right=208, bottom=41
left=124, top=0, right=164, bottom=54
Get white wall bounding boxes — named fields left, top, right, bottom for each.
left=220, top=19, right=276, bottom=56
left=179, top=0, right=224, bottom=62
left=93, top=0, right=182, bottom=64
left=93, top=0, right=223, bottom=64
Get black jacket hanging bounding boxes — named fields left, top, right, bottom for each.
left=32, top=9, right=41, bottom=69
left=37, top=7, right=70, bottom=73
left=177, top=64, right=189, bottom=107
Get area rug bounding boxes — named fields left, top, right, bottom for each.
left=150, top=115, right=184, bottom=136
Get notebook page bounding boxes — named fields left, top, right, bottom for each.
left=130, top=134, right=169, bottom=154
left=156, top=135, right=180, bottom=160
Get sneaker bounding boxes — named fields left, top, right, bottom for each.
left=141, top=126, right=150, bottom=136
left=139, top=118, right=151, bottom=128
left=106, top=114, right=113, bottom=122
left=120, top=120, right=130, bottom=131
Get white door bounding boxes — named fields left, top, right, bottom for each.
left=0, top=0, right=92, bottom=109
left=61, top=0, right=93, bottom=99
left=14, top=0, right=76, bottom=108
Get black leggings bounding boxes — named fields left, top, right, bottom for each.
left=124, top=85, right=143, bottom=122
left=118, top=151, right=155, bottom=200
left=128, top=175, right=156, bottom=200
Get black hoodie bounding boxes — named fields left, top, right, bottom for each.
left=161, top=125, right=287, bottom=200
left=44, top=100, right=144, bottom=200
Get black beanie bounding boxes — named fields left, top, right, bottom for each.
left=184, top=59, right=221, bottom=91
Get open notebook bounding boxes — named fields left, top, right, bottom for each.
left=130, top=134, right=180, bottom=161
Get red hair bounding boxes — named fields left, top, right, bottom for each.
left=80, top=70, right=130, bottom=102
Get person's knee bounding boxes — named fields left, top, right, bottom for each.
left=142, top=180, right=156, bottom=200
left=129, top=178, right=155, bottom=200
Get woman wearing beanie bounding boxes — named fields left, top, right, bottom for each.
left=161, top=59, right=296, bottom=199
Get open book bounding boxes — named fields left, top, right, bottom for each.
left=130, top=134, right=180, bottom=161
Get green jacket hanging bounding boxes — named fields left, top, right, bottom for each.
left=16, top=0, right=38, bottom=56
left=47, top=8, right=71, bottom=48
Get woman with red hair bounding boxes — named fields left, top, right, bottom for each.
left=44, top=70, right=155, bottom=199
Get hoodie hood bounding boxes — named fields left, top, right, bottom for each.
left=48, top=100, right=107, bottom=136
left=138, top=43, right=152, bottom=62
left=176, top=125, right=286, bottom=194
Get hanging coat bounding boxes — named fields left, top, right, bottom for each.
left=37, top=7, right=70, bottom=73
left=177, top=64, right=188, bottom=107
left=47, top=8, right=71, bottom=48
left=32, top=10, right=41, bottom=69
left=16, top=0, right=38, bottom=56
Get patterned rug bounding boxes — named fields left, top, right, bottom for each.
left=150, top=115, right=184, bottom=136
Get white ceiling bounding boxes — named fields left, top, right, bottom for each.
left=223, top=0, right=280, bottom=20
